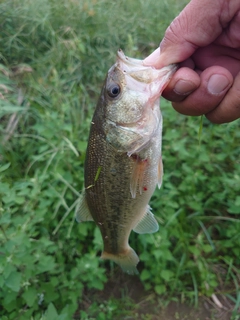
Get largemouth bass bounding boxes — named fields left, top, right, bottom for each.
left=77, top=50, right=176, bottom=274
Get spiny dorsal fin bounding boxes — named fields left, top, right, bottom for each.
left=133, top=206, right=159, bottom=234
left=76, top=191, right=93, bottom=222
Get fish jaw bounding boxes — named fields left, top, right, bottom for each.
left=117, top=49, right=177, bottom=101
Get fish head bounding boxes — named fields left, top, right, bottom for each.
left=103, top=57, right=147, bottom=125
left=100, top=50, right=177, bottom=153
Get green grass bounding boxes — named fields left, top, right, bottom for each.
left=0, top=0, right=240, bottom=319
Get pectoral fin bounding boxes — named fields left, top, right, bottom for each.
left=157, top=156, right=163, bottom=189
left=130, top=156, right=148, bottom=198
left=76, top=191, right=93, bottom=222
left=133, top=206, right=159, bottom=234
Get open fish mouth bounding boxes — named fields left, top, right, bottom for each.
left=117, top=49, right=157, bottom=83
left=116, top=49, right=177, bottom=100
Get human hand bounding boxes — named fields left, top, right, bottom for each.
left=144, top=0, right=240, bottom=123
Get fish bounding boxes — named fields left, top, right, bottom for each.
left=76, top=49, right=177, bottom=275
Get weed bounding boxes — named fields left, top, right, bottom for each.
left=0, top=0, right=239, bottom=319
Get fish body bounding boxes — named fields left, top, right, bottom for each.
left=77, top=50, right=176, bottom=274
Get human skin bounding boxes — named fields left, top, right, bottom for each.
left=144, top=0, right=240, bottom=123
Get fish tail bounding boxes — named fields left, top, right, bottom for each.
left=101, top=247, right=139, bottom=275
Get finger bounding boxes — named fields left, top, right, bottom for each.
left=144, top=0, right=239, bottom=68
left=162, top=67, right=200, bottom=102
left=144, top=0, right=224, bottom=68
left=192, top=44, right=240, bottom=77
left=216, top=10, right=240, bottom=48
left=206, top=72, right=240, bottom=123
left=172, top=66, right=233, bottom=116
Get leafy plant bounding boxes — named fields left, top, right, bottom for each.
left=0, top=0, right=239, bottom=319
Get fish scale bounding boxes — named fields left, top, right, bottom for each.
left=86, top=129, right=139, bottom=255
left=76, top=50, right=177, bottom=274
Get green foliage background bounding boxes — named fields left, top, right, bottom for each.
left=0, top=0, right=239, bottom=319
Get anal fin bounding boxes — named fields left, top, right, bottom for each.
left=133, top=205, right=159, bottom=234
left=76, top=191, right=93, bottom=222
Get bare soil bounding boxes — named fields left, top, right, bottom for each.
left=79, top=270, right=238, bottom=320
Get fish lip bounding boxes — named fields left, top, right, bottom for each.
left=116, top=49, right=148, bottom=75
left=117, top=49, right=143, bottom=67
left=117, top=49, right=153, bottom=75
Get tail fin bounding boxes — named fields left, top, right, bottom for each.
left=101, top=247, right=139, bottom=275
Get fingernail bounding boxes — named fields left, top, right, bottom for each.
left=207, top=74, right=230, bottom=95
left=174, top=79, right=195, bottom=95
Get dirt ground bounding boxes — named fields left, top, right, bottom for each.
left=103, top=274, right=233, bottom=320
left=157, top=301, right=233, bottom=320
left=80, top=271, right=238, bottom=320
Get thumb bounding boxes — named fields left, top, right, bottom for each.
left=144, top=0, right=226, bottom=68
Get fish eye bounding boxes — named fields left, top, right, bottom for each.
left=107, top=84, right=121, bottom=98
